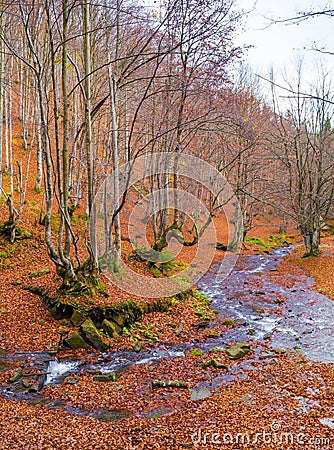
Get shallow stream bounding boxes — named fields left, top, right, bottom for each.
left=2, top=245, right=334, bottom=421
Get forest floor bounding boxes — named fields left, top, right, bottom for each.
left=0, top=139, right=334, bottom=448
left=0, top=202, right=333, bottom=448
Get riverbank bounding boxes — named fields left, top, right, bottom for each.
left=275, top=235, right=334, bottom=300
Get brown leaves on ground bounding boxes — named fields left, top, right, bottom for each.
left=275, top=235, right=334, bottom=298
left=0, top=350, right=334, bottom=449
left=1, top=179, right=334, bottom=448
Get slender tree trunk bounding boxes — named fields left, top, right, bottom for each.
left=8, top=57, right=13, bottom=195
left=0, top=14, right=4, bottom=191
left=83, top=0, right=98, bottom=271
left=35, top=102, right=43, bottom=190
left=61, top=0, right=71, bottom=257
left=107, top=0, right=121, bottom=266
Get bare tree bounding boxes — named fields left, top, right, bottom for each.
left=270, top=62, right=334, bottom=255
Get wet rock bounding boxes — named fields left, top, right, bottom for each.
left=93, top=372, right=117, bottom=382
left=9, top=368, right=23, bottom=382
left=202, top=359, right=227, bottom=369
left=21, top=378, right=40, bottom=392
left=65, top=331, right=89, bottom=350
left=144, top=407, right=171, bottom=419
left=225, top=342, right=251, bottom=360
left=190, top=388, right=211, bottom=401
left=93, top=407, right=130, bottom=422
left=64, top=378, right=79, bottom=385
left=102, top=319, right=120, bottom=337
left=209, top=347, right=224, bottom=353
left=81, top=319, right=109, bottom=352
left=70, top=310, right=86, bottom=327
left=259, top=351, right=276, bottom=360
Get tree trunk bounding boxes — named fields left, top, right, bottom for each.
left=303, top=228, right=320, bottom=256
left=0, top=14, right=4, bottom=191
left=83, top=0, right=98, bottom=269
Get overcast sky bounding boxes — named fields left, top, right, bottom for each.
left=235, top=0, right=334, bottom=80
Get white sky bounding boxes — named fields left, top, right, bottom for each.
left=235, top=0, right=334, bottom=79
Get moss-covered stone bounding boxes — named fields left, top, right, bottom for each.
left=191, top=348, right=203, bottom=357
left=9, top=368, right=23, bottom=382
left=70, top=310, right=86, bottom=327
left=225, top=342, right=251, bottom=360
left=81, top=319, right=109, bottom=351
left=222, top=319, right=236, bottom=326
left=102, top=319, right=120, bottom=338
left=110, top=313, right=125, bottom=328
left=65, top=331, right=89, bottom=350
left=89, top=301, right=143, bottom=328
left=202, top=359, right=228, bottom=369
left=93, top=372, right=117, bottom=382
left=50, top=302, right=74, bottom=320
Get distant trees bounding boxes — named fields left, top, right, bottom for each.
left=270, top=63, right=334, bottom=255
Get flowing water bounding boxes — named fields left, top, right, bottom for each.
left=198, top=246, right=334, bottom=362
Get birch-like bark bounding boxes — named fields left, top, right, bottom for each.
left=0, top=13, right=4, bottom=191
left=83, top=0, right=98, bottom=269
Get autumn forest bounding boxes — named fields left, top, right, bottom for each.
left=0, top=1, right=334, bottom=449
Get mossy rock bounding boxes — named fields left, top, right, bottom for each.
left=70, top=310, right=86, bottom=327
left=89, top=301, right=143, bottom=328
left=65, top=331, right=89, bottom=350
left=93, top=372, right=117, bottom=382
left=191, top=348, right=203, bottom=357
left=81, top=319, right=109, bottom=352
left=9, top=368, right=23, bottom=382
left=51, top=302, right=74, bottom=320
left=209, top=347, right=224, bottom=353
left=222, top=319, right=236, bottom=326
left=102, top=319, right=121, bottom=338
left=202, top=359, right=228, bottom=369
left=109, top=313, right=125, bottom=329
left=225, top=342, right=251, bottom=360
